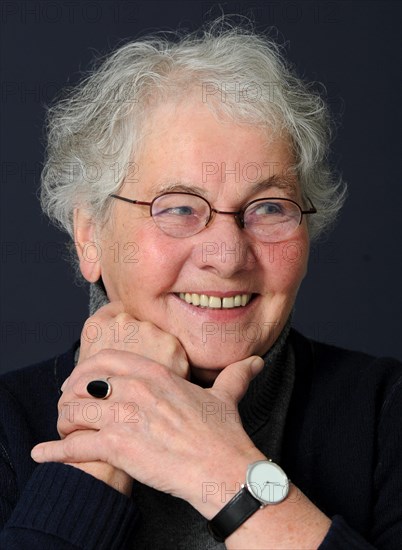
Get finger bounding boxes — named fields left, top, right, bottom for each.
left=70, top=374, right=135, bottom=400
left=31, top=430, right=103, bottom=464
left=65, top=352, right=165, bottom=396
left=212, top=355, right=264, bottom=403
left=60, top=377, right=70, bottom=392
left=58, top=379, right=142, bottom=437
left=57, top=353, right=120, bottom=397
left=57, top=398, right=105, bottom=436
left=86, top=300, right=125, bottom=321
left=65, top=349, right=155, bottom=383
left=57, top=352, right=164, bottom=430
left=80, top=301, right=126, bottom=350
left=74, top=377, right=114, bottom=399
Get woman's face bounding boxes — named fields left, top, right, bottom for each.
left=78, top=99, right=309, bottom=382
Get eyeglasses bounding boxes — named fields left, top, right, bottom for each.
left=109, top=191, right=317, bottom=242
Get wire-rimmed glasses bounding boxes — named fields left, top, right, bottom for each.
left=109, top=191, right=317, bottom=242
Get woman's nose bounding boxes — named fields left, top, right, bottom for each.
left=191, top=214, right=260, bottom=277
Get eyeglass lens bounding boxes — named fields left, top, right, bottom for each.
left=151, top=193, right=302, bottom=242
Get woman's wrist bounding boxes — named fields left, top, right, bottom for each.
left=66, top=461, right=133, bottom=497
left=193, top=448, right=267, bottom=519
left=224, top=482, right=331, bottom=549
left=196, top=450, right=330, bottom=548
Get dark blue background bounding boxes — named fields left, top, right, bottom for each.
left=1, top=0, right=401, bottom=372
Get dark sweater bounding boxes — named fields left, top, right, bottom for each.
left=0, top=329, right=401, bottom=549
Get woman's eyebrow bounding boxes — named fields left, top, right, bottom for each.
left=152, top=182, right=208, bottom=197
left=249, top=175, right=298, bottom=198
left=151, top=174, right=298, bottom=199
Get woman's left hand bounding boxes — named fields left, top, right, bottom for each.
left=31, top=350, right=265, bottom=518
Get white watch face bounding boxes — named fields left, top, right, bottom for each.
left=246, top=460, right=289, bottom=505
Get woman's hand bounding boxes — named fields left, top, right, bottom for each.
left=77, top=300, right=190, bottom=378
left=63, top=455, right=134, bottom=496
left=57, top=301, right=190, bottom=495
left=32, top=350, right=265, bottom=517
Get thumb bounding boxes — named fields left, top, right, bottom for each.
left=212, top=355, right=264, bottom=404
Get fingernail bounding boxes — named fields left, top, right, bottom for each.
left=60, top=377, right=69, bottom=392
left=31, top=446, right=43, bottom=461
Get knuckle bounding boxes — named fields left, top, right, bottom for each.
left=63, top=437, right=77, bottom=459
left=82, top=315, right=99, bottom=331
left=72, top=375, right=89, bottom=395
left=176, top=360, right=190, bottom=377
left=138, top=320, right=155, bottom=335
left=166, top=340, right=180, bottom=356
left=159, top=334, right=186, bottom=360
left=149, top=361, right=171, bottom=380
left=95, top=348, right=118, bottom=361
left=100, top=429, right=120, bottom=461
left=162, top=332, right=179, bottom=347
left=102, top=428, right=118, bottom=448
left=115, top=312, right=131, bottom=324
left=132, top=378, right=150, bottom=396
left=81, top=318, right=102, bottom=343
left=129, top=377, right=160, bottom=404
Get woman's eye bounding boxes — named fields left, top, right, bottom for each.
left=163, top=206, right=194, bottom=216
left=254, top=202, right=283, bottom=215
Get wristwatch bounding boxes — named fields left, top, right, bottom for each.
left=207, top=459, right=289, bottom=542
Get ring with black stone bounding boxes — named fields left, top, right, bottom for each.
left=86, top=378, right=112, bottom=399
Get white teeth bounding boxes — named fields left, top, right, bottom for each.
left=209, top=296, right=222, bottom=308
left=177, top=292, right=252, bottom=309
left=222, top=297, right=234, bottom=308
left=200, top=294, right=209, bottom=307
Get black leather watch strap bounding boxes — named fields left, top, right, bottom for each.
left=207, top=486, right=262, bottom=542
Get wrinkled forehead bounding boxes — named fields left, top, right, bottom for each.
left=124, top=97, right=298, bottom=201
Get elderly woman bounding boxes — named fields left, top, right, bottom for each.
left=0, top=20, right=401, bottom=549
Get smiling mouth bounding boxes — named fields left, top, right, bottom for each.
left=176, top=292, right=255, bottom=309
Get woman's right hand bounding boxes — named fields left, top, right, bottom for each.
left=76, top=300, right=189, bottom=379
left=59, top=300, right=190, bottom=495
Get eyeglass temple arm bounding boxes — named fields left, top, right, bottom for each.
left=109, top=194, right=151, bottom=206
left=301, top=197, right=317, bottom=215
